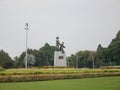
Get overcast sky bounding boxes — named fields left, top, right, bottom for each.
left=0, top=0, right=120, bottom=58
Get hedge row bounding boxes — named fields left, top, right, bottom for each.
left=100, top=66, right=120, bottom=69
left=0, top=67, right=4, bottom=72
left=0, top=72, right=120, bottom=83
left=1, top=69, right=120, bottom=75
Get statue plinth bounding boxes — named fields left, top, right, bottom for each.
left=54, top=51, right=67, bottom=66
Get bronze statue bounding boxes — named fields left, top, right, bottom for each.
left=56, top=37, right=60, bottom=51
left=60, top=42, right=65, bottom=53
left=56, top=37, right=65, bottom=53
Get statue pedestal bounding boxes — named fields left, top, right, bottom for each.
left=54, top=51, right=67, bottom=66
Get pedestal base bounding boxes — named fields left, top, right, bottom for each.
left=54, top=51, right=67, bottom=66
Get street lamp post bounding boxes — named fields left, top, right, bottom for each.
left=91, top=53, right=95, bottom=69
left=76, top=52, right=78, bottom=68
left=25, top=23, right=29, bottom=69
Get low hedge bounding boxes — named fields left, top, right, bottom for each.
left=1, top=69, right=120, bottom=75
left=100, top=66, right=120, bottom=69
left=38, top=66, right=71, bottom=69
left=0, top=67, right=4, bottom=72
left=0, top=72, right=120, bottom=83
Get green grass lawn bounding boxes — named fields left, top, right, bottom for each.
left=0, top=76, right=120, bottom=90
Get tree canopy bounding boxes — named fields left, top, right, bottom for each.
left=108, top=30, right=120, bottom=65
left=68, top=30, right=120, bottom=68
left=96, top=30, right=120, bottom=67
left=0, top=50, right=13, bottom=68
left=13, top=43, right=56, bottom=68
left=67, top=50, right=96, bottom=68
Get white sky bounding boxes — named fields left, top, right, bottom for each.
left=0, top=0, right=120, bottom=58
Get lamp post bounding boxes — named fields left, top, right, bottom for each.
left=25, top=23, right=29, bottom=69
left=91, top=52, right=95, bottom=69
left=76, top=52, right=78, bottom=68
left=76, top=50, right=79, bottom=68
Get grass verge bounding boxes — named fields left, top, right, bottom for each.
left=0, top=76, right=120, bottom=90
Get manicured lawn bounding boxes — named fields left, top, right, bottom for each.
left=0, top=76, right=120, bottom=90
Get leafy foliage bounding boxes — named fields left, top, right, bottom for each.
left=108, top=30, right=120, bottom=65
left=23, top=54, right=35, bottom=67
left=40, top=43, right=56, bottom=66
left=13, top=43, right=56, bottom=68
left=67, top=51, right=96, bottom=68
left=96, top=30, right=120, bottom=67
left=68, top=30, right=120, bottom=68
left=0, top=50, right=13, bottom=68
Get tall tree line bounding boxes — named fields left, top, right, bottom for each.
left=13, top=43, right=56, bottom=68
left=0, top=43, right=56, bottom=68
left=67, top=30, right=120, bottom=68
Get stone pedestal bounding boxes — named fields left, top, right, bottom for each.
left=54, top=51, right=67, bottom=66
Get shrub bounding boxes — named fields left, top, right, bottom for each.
left=100, top=66, right=120, bottom=69
left=0, top=72, right=120, bottom=83
left=0, top=67, right=4, bottom=72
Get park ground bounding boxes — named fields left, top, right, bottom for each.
left=0, top=76, right=120, bottom=90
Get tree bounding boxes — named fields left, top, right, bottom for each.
left=0, top=50, right=13, bottom=68
left=16, top=51, right=26, bottom=68
left=96, top=30, right=120, bottom=66
left=108, top=30, right=120, bottom=65
left=67, top=50, right=96, bottom=68
left=40, top=43, right=56, bottom=66
left=24, top=54, right=35, bottom=68
left=77, top=51, right=95, bottom=68
left=96, top=47, right=110, bottom=67
left=67, top=54, right=76, bottom=67
left=13, top=56, right=19, bottom=68
left=13, top=43, right=56, bottom=68
left=30, top=49, right=48, bottom=67
left=97, top=44, right=103, bottom=51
